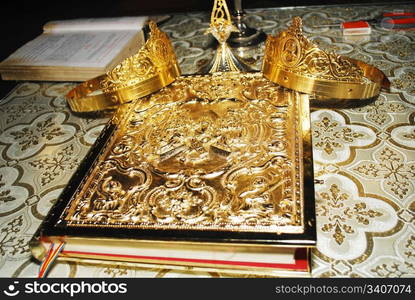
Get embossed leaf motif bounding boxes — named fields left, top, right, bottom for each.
left=374, top=37, right=415, bottom=61
left=103, top=265, right=129, bottom=277
left=313, top=116, right=364, bottom=155
left=0, top=216, right=28, bottom=256
left=405, top=235, right=415, bottom=259
left=392, top=70, right=415, bottom=96
left=38, top=117, right=66, bottom=140
left=353, top=147, right=415, bottom=199
left=347, top=203, right=383, bottom=225
left=0, top=98, right=45, bottom=124
left=29, top=144, right=79, bottom=186
left=0, top=175, right=16, bottom=203
left=319, top=184, right=352, bottom=244
left=371, top=263, right=414, bottom=278
left=318, top=184, right=383, bottom=245
left=320, top=184, right=347, bottom=208
left=371, top=231, right=415, bottom=277
left=352, top=96, right=406, bottom=126
left=9, top=128, right=38, bottom=151
left=9, top=117, right=66, bottom=151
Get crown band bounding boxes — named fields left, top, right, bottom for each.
left=66, top=22, right=181, bottom=112
left=66, top=64, right=179, bottom=112
left=262, top=17, right=389, bottom=100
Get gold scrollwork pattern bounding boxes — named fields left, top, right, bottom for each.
left=100, top=22, right=178, bottom=93
left=264, top=17, right=364, bottom=83
left=63, top=73, right=306, bottom=233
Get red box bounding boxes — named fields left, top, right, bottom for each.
left=342, top=21, right=371, bottom=35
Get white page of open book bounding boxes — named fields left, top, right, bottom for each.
left=43, top=16, right=148, bottom=33
left=2, top=31, right=139, bottom=68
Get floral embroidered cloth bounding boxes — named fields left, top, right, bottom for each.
left=0, top=3, right=414, bottom=278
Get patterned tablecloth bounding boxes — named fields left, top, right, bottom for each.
left=0, top=3, right=414, bottom=278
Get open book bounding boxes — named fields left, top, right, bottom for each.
left=0, top=17, right=148, bottom=81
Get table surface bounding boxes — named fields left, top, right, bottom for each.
left=0, top=3, right=414, bottom=278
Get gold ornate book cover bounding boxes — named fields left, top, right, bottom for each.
left=31, top=72, right=316, bottom=275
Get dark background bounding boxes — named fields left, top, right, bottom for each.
left=0, top=0, right=412, bottom=96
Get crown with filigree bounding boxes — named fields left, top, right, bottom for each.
left=66, top=21, right=181, bottom=112
left=262, top=17, right=388, bottom=100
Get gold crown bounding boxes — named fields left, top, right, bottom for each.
left=262, top=17, right=389, bottom=100
left=66, top=21, right=181, bottom=112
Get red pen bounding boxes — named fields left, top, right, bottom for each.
left=313, top=11, right=415, bottom=30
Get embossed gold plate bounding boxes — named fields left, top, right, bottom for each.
left=57, top=72, right=315, bottom=238
left=33, top=72, right=315, bottom=267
